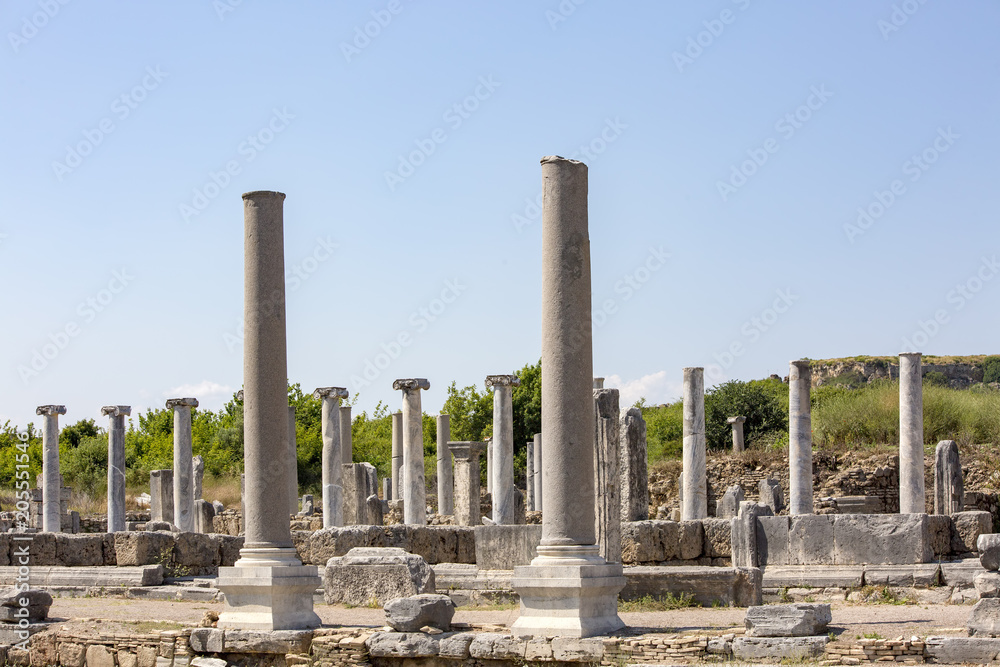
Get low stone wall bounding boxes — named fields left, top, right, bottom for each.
left=300, top=525, right=477, bottom=565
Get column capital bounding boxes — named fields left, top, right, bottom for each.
left=485, top=374, right=521, bottom=388
left=101, top=405, right=131, bottom=417
left=393, top=378, right=430, bottom=391
left=166, top=397, right=199, bottom=409
left=313, top=387, right=349, bottom=400
left=242, top=190, right=286, bottom=202
left=236, top=390, right=244, bottom=401
left=789, top=359, right=812, bottom=370
left=448, top=441, right=486, bottom=460
left=540, top=155, right=586, bottom=170
left=727, top=416, right=746, bottom=425
left=36, top=405, right=66, bottom=416
left=900, top=352, right=922, bottom=360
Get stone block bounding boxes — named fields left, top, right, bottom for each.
left=137, top=646, right=157, bottom=667
left=718, top=485, right=744, bottom=519
left=0, top=565, right=163, bottom=587
left=863, top=564, right=940, bottom=587
left=0, top=587, right=52, bottom=621
left=762, top=565, right=863, bottom=589
left=702, top=518, right=731, bottom=558
left=172, top=533, right=221, bottom=575
left=980, top=533, right=1000, bottom=571
left=928, top=514, right=952, bottom=558
left=85, top=645, right=115, bottom=667
left=118, top=650, right=138, bottom=667
left=222, top=630, right=312, bottom=653
left=731, top=635, right=827, bottom=661
left=58, top=642, right=86, bottom=667
left=621, top=521, right=665, bottom=563
left=474, top=525, right=541, bottom=570
left=940, top=559, right=987, bottom=586
left=367, top=632, right=440, bottom=658
left=217, top=535, right=243, bottom=566
left=975, top=572, right=1000, bottom=598
left=924, top=636, right=1000, bottom=663
left=438, top=632, right=475, bottom=658
left=953, top=511, right=992, bottom=554
left=309, top=526, right=384, bottom=564
left=622, top=566, right=761, bottom=607
left=114, top=532, right=174, bottom=566
left=191, top=659, right=226, bottom=667
left=384, top=593, right=455, bottom=631
left=469, top=634, right=528, bottom=659
left=10, top=533, right=56, bottom=566
left=833, top=513, right=931, bottom=564
left=323, top=547, right=434, bottom=606
left=757, top=515, right=790, bottom=566
left=678, top=520, right=704, bottom=560
left=744, top=603, right=831, bottom=637
left=408, top=525, right=461, bottom=564
left=54, top=534, right=104, bottom=567
left=550, top=637, right=604, bottom=661
left=759, top=478, right=784, bottom=514
left=290, top=530, right=311, bottom=565
left=969, top=598, right=1000, bottom=637
left=188, top=628, right=224, bottom=653
left=788, top=514, right=834, bottom=565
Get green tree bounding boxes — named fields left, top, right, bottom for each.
left=440, top=381, right=493, bottom=442
left=704, top=378, right=787, bottom=451
left=984, top=356, right=1000, bottom=384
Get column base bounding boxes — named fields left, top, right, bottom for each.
left=510, top=544, right=626, bottom=639
left=216, top=548, right=321, bottom=631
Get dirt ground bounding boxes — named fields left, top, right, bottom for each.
left=47, top=597, right=974, bottom=644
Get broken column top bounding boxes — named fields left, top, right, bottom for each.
left=393, top=379, right=430, bottom=391
left=790, top=359, right=811, bottom=369
left=727, top=416, right=747, bottom=424
left=900, top=352, right=922, bottom=359
left=242, top=190, right=285, bottom=201
left=101, top=405, right=131, bottom=417
left=35, top=405, right=66, bottom=416
left=485, top=375, right=521, bottom=388
left=448, top=441, right=486, bottom=455
left=683, top=366, right=705, bottom=372
left=313, top=387, right=349, bottom=400
left=540, top=155, right=585, bottom=168
left=165, top=397, right=199, bottom=409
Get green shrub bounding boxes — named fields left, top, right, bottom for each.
left=704, top=378, right=787, bottom=451
left=984, top=356, right=1000, bottom=384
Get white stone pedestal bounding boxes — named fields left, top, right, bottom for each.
left=216, top=548, right=321, bottom=631
left=510, top=545, right=625, bottom=638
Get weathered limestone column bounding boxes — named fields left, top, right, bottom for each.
left=594, top=388, right=621, bottom=564
left=314, top=387, right=348, bottom=528
left=593, top=377, right=604, bottom=389
left=449, top=441, right=485, bottom=526
left=619, top=407, right=649, bottom=522
left=436, top=414, right=453, bottom=515
left=533, top=433, right=542, bottom=513
left=192, top=454, right=205, bottom=500
left=393, top=379, right=430, bottom=525
left=166, top=397, right=198, bottom=532
left=287, top=406, right=298, bottom=515
left=101, top=405, right=130, bottom=533
left=217, top=190, right=320, bottom=631
left=150, top=470, right=174, bottom=524
left=36, top=405, right=66, bottom=533
left=728, top=416, right=747, bottom=453
left=526, top=441, right=535, bottom=512
left=511, top=156, right=624, bottom=639
left=486, top=438, right=493, bottom=494
left=789, top=359, right=813, bottom=515
left=340, top=405, right=352, bottom=464
left=487, top=374, right=521, bottom=524
left=681, top=367, right=707, bottom=520
left=390, top=411, right=403, bottom=501
left=899, top=352, right=925, bottom=514
left=934, top=439, right=963, bottom=515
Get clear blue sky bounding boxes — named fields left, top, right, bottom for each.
left=2, top=1, right=998, bottom=429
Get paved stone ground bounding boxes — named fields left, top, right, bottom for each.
left=47, top=597, right=974, bottom=643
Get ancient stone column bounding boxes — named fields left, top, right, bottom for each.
left=728, top=416, right=747, bottom=453
left=166, top=397, right=198, bottom=532
left=681, top=367, right=707, bottom=520
left=340, top=405, right=352, bottom=464
left=391, top=411, right=403, bottom=501
left=313, top=387, right=348, bottom=528
left=594, top=388, right=621, bottom=564
left=449, top=441, right=486, bottom=526
left=533, top=433, right=542, bottom=513
left=487, top=374, right=521, bottom=524
left=36, top=405, right=66, bottom=533
left=192, top=454, right=205, bottom=500
left=899, top=352, right=925, bottom=514
left=217, top=190, right=320, bottom=631
left=934, top=439, right=963, bottom=515
left=436, top=414, right=453, bottom=515
left=619, top=407, right=649, bottom=522
left=150, top=469, right=174, bottom=524
left=393, top=379, right=430, bottom=525
left=593, top=377, right=604, bottom=389
left=511, top=156, right=624, bottom=639
left=789, top=359, right=813, bottom=515
left=101, top=405, right=130, bottom=533
left=486, top=438, right=493, bottom=494
left=287, top=406, right=298, bottom=515
left=526, top=441, right=535, bottom=512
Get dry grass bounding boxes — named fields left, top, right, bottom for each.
left=201, top=475, right=241, bottom=508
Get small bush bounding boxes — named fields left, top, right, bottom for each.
left=984, top=356, right=1000, bottom=384
left=923, top=371, right=949, bottom=387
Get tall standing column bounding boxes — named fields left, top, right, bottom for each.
left=533, top=433, right=542, bottom=513
left=287, top=406, right=298, bottom=515
left=393, top=379, right=430, bottom=525
left=619, top=407, right=649, bottom=522
left=789, top=359, right=813, bottom=515
left=449, top=441, right=486, bottom=526
left=391, top=411, right=403, bottom=501
left=486, top=438, right=493, bottom=494
left=166, top=397, right=198, bottom=532
left=36, top=405, right=66, bottom=533
left=526, top=441, right=535, bottom=512
left=340, top=405, right=352, bottom=464
left=101, top=405, right=130, bottom=533
left=900, top=352, right=925, bottom=514
left=436, top=414, right=453, bottom=515
left=487, top=375, right=520, bottom=524
left=681, top=368, right=707, bottom=520
left=217, top=190, right=320, bottom=631
left=594, top=388, right=621, bottom=563
left=511, top=156, right=624, bottom=639
left=314, top=387, right=348, bottom=528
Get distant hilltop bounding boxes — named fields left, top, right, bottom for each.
left=807, top=355, right=998, bottom=389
